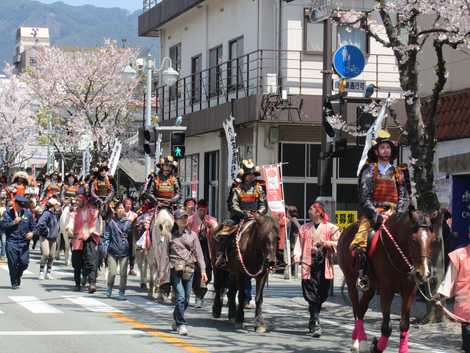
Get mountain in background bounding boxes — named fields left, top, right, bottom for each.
left=0, top=0, right=158, bottom=66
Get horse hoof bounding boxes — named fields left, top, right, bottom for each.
left=234, top=322, right=244, bottom=330
left=255, top=325, right=267, bottom=334
left=351, top=339, right=359, bottom=353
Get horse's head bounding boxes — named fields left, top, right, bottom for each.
left=253, top=213, right=280, bottom=268
left=408, top=210, right=438, bottom=284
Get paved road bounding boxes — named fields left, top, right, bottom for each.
left=0, top=249, right=461, bottom=353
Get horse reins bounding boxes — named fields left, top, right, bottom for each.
left=381, top=224, right=415, bottom=273
left=235, top=220, right=265, bottom=278
left=381, top=224, right=470, bottom=324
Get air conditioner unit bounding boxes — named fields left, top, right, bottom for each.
left=264, top=73, right=278, bottom=94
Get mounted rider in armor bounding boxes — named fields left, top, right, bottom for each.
left=61, top=171, right=79, bottom=206
left=214, top=159, right=267, bottom=269
left=90, top=163, right=115, bottom=216
left=143, top=156, right=181, bottom=209
left=41, top=171, right=62, bottom=206
left=350, top=130, right=410, bottom=290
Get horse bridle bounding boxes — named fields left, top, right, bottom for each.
left=379, top=224, right=415, bottom=276
left=235, top=219, right=265, bottom=278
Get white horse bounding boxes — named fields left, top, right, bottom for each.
left=57, top=205, right=73, bottom=265
left=147, top=207, right=174, bottom=301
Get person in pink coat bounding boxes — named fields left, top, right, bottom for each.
left=437, top=233, right=470, bottom=353
left=294, top=201, right=340, bottom=338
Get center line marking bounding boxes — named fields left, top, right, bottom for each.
left=110, top=312, right=210, bottom=353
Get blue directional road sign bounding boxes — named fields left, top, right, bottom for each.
left=333, top=45, right=366, bottom=79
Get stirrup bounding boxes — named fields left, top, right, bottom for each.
left=357, top=275, right=370, bottom=292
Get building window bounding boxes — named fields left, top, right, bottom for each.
left=179, top=153, right=199, bottom=201
left=204, top=151, right=219, bottom=218
left=281, top=143, right=306, bottom=177
left=337, top=145, right=363, bottom=178
left=169, top=43, right=182, bottom=100
left=228, top=36, right=244, bottom=89
left=304, top=9, right=324, bottom=53
left=336, top=184, right=358, bottom=211
left=209, top=45, right=223, bottom=97
left=191, top=54, right=202, bottom=103
left=337, top=25, right=369, bottom=54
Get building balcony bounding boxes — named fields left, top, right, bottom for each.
left=139, top=0, right=204, bottom=37
left=154, top=49, right=402, bottom=135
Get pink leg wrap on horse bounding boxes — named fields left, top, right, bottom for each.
left=377, top=336, right=389, bottom=351
left=352, top=320, right=367, bottom=341
left=399, top=331, right=409, bottom=353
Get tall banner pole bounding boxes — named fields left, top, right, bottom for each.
left=278, top=162, right=291, bottom=280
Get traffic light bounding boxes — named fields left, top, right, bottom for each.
left=356, top=106, right=376, bottom=146
left=139, top=127, right=157, bottom=155
left=171, top=132, right=186, bottom=159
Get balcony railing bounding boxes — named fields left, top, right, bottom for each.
left=155, top=49, right=402, bottom=122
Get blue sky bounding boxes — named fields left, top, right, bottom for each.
left=36, top=0, right=141, bottom=12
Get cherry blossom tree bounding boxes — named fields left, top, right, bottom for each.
left=0, top=65, right=37, bottom=176
left=332, top=0, right=470, bottom=323
left=23, top=40, right=141, bottom=162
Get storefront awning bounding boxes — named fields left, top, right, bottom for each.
left=119, top=158, right=146, bottom=184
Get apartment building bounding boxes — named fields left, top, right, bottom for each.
left=139, top=0, right=403, bottom=220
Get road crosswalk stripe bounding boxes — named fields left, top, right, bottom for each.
left=9, top=296, right=63, bottom=314
left=63, top=296, right=121, bottom=313
left=0, top=264, right=34, bottom=275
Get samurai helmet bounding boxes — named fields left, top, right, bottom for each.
left=12, top=171, right=30, bottom=185
left=367, top=130, right=398, bottom=163
left=238, top=159, right=260, bottom=178
left=156, top=155, right=178, bottom=171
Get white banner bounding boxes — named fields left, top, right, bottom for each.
left=223, top=115, right=239, bottom=186
left=357, top=96, right=391, bottom=176
left=108, top=139, right=122, bottom=177
left=81, top=147, right=91, bottom=179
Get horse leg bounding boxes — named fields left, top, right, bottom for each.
left=370, top=289, right=394, bottom=353
left=398, top=286, right=415, bottom=353
left=235, top=274, right=246, bottom=329
left=254, top=272, right=268, bottom=333
left=212, top=268, right=223, bottom=318
left=227, top=273, right=237, bottom=323
left=352, top=286, right=375, bottom=353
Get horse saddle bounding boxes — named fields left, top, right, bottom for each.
left=217, top=224, right=239, bottom=237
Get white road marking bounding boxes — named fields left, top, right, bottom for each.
left=63, top=296, right=121, bottom=313
left=0, top=330, right=144, bottom=336
left=126, top=296, right=173, bottom=315
left=9, top=296, right=63, bottom=314
left=0, top=263, right=33, bottom=275
left=0, top=308, right=4, bottom=314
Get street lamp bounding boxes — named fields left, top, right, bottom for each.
left=142, top=54, right=179, bottom=177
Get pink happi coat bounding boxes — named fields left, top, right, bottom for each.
left=187, top=214, right=218, bottom=261
left=293, top=222, right=340, bottom=280
left=448, top=245, right=470, bottom=321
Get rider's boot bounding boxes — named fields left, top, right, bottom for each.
left=214, top=235, right=228, bottom=269
left=353, top=247, right=370, bottom=291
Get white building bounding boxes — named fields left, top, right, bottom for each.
left=13, top=27, right=50, bottom=73
left=139, top=0, right=403, bottom=220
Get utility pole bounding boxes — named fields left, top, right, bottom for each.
left=319, top=18, right=333, bottom=197
left=144, top=54, right=153, bottom=178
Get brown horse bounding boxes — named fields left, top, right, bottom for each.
left=212, top=214, right=279, bottom=332
left=338, top=210, right=439, bottom=353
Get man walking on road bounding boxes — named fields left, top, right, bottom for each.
left=70, top=189, right=102, bottom=292
left=1, top=195, right=34, bottom=289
